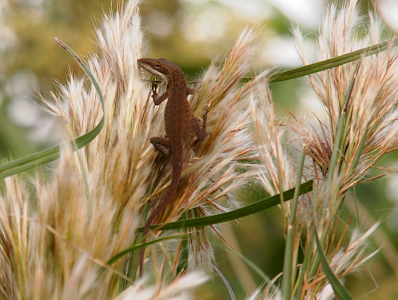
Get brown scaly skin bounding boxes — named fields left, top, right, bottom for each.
left=137, top=58, right=208, bottom=277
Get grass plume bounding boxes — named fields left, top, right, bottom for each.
left=1, top=0, right=397, bottom=298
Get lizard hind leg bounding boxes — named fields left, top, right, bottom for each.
left=150, top=136, right=170, bottom=156
left=140, top=136, right=170, bottom=277
left=192, top=106, right=210, bottom=141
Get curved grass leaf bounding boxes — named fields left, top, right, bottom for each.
left=106, top=180, right=311, bottom=280
left=270, top=38, right=398, bottom=82
left=106, top=234, right=189, bottom=266
left=137, top=180, right=313, bottom=232
left=314, top=231, right=354, bottom=299
left=0, top=38, right=104, bottom=180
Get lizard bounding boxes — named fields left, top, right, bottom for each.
left=137, top=58, right=209, bottom=276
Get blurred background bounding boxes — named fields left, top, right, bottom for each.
left=1, top=0, right=398, bottom=298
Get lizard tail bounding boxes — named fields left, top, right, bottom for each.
left=139, top=145, right=183, bottom=277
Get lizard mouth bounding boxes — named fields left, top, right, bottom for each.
left=137, top=59, right=167, bottom=82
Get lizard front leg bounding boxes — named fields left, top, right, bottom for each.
left=192, top=106, right=210, bottom=140
left=151, top=81, right=168, bottom=105
left=186, top=78, right=201, bottom=95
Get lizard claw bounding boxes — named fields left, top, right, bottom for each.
left=151, top=81, right=158, bottom=95
left=151, top=81, right=160, bottom=103
left=151, top=81, right=158, bottom=91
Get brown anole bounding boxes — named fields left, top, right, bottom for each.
left=137, top=58, right=208, bottom=276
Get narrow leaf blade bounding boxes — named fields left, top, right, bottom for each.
left=314, top=231, right=354, bottom=299
left=270, top=38, right=398, bottom=82
left=137, top=180, right=313, bottom=232
left=0, top=39, right=105, bottom=180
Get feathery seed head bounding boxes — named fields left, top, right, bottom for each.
left=251, top=1, right=388, bottom=296
left=1, top=0, right=264, bottom=294
left=290, top=0, right=398, bottom=199
left=0, top=0, right=389, bottom=297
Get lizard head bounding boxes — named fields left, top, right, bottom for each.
left=137, top=58, right=172, bottom=82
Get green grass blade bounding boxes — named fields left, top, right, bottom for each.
left=270, top=38, right=398, bottom=82
left=106, top=234, right=188, bottom=266
left=314, top=231, right=354, bottom=299
left=326, top=111, right=346, bottom=185
left=281, top=147, right=307, bottom=300
left=137, top=180, right=313, bottom=232
left=0, top=38, right=105, bottom=180
left=294, top=226, right=315, bottom=299
left=347, top=127, right=368, bottom=177
left=176, top=235, right=189, bottom=275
